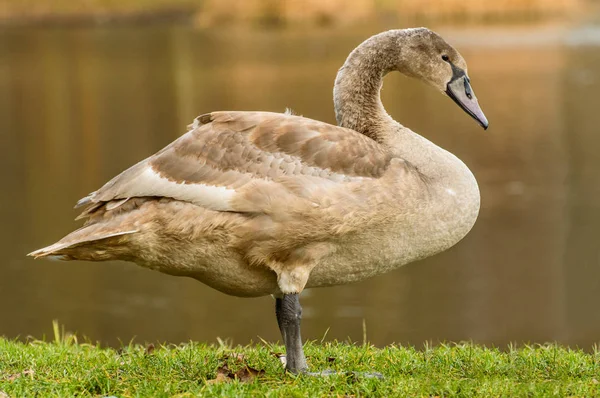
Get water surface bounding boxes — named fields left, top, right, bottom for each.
left=1, top=23, right=600, bottom=348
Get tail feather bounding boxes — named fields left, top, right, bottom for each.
left=75, top=192, right=95, bottom=208
left=28, top=241, right=76, bottom=260
left=28, top=229, right=138, bottom=260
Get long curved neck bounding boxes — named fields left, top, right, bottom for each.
left=333, top=30, right=466, bottom=183
left=333, top=31, right=398, bottom=143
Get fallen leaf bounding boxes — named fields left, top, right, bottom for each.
left=208, top=372, right=231, bottom=384
left=207, top=365, right=233, bottom=384
left=5, top=369, right=34, bottom=382
left=208, top=364, right=264, bottom=384
left=22, top=370, right=34, bottom=378
left=592, top=378, right=599, bottom=384
left=231, top=353, right=245, bottom=362
left=0, top=391, right=9, bottom=398
left=145, top=344, right=155, bottom=355
left=327, top=356, right=336, bottom=363
left=235, top=366, right=264, bottom=383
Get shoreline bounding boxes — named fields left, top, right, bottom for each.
left=0, top=1, right=588, bottom=29
left=2, top=337, right=599, bottom=396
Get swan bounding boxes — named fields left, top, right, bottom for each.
left=29, top=27, right=488, bottom=374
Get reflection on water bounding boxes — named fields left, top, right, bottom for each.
left=1, top=23, right=600, bottom=348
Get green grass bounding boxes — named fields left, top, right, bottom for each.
left=1, top=328, right=600, bottom=397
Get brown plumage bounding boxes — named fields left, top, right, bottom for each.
left=81, top=111, right=393, bottom=209
left=33, top=109, right=418, bottom=295
left=29, top=28, right=488, bottom=374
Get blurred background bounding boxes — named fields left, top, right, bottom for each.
left=2, top=0, right=600, bottom=349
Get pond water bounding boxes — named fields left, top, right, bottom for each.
left=1, top=23, right=600, bottom=348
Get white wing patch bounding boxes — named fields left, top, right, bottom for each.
left=140, top=167, right=235, bottom=211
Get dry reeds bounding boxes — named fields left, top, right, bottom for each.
left=0, top=0, right=587, bottom=26
left=199, top=0, right=584, bottom=26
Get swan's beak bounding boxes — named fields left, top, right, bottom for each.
left=446, top=75, right=489, bottom=130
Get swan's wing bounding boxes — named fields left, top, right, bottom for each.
left=76, top=111, right=393, bottom=215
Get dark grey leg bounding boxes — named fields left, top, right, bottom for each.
left=276, top=293, right=307, bottom=373
left=275, top=294, right=383, bottom=379
left=275, top=297, right=285, bottom=340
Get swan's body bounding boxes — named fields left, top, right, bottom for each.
left=29, top=28, right=488, bottom=373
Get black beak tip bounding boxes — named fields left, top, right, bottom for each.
left=481, top=121, right=489, bottom=130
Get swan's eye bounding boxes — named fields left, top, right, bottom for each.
left=442, top=54, right=450, bottom=62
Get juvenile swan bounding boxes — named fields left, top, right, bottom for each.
left=30, top=28, right=488, bottom=374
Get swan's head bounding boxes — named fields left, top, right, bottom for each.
left=396, top=28, right=489, bottom=130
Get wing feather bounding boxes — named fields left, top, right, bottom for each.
left=77, top=111, right=393, bottom=216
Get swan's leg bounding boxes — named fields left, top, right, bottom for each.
left=275, top=296, right=287, bottom=351
left=277, top=293, right=307, bottom=373
left=274, top=296, right=288, bottom=368
left=275, top=295, right=383, bottom=378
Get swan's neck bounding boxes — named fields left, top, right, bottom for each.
left=333, top=31, right=397, bottom=142
left=333, top=30, right=472, bottom=185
